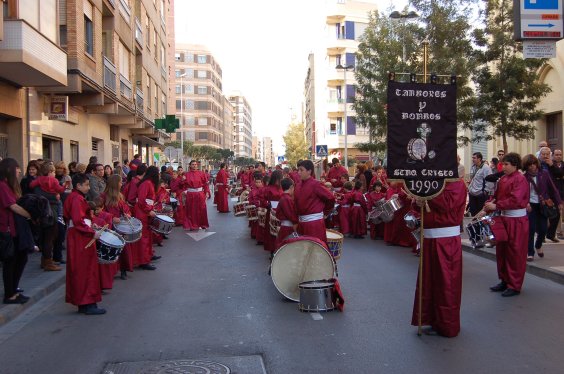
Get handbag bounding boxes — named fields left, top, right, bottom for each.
left=529, top=175, right=559, bottom=219
left=0, top=231, right=15, bottom=261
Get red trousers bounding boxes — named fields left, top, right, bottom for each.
left=495, top=216, right=529, bottom=291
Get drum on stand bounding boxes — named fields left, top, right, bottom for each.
left=150, top=214, right=175, bottom=235
left=466, top=215, right=496, bottom=248
left=96, top=230, right=126, bottom=264
left=113, top=216, right=142, bottom=243
left=157, top=204, right=174, bottom=218
left=270, top=236, right=336, bottom=301
left=326, top=229, right=344, bottom=260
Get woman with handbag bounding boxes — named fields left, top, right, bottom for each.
left=0, top=158, right=32, bottom=304
left=523, top=154, right=562, bottom=261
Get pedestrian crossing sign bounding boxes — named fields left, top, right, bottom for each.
left=316, top=145, right=328, bottom=157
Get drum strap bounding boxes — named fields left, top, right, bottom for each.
left=299, top=212, right=324, bottom=222
left=353, top=203, right=361, bottom=207
left=341, top=204, right=350, bottom=208
left=423, top=226, right=460, bottom=238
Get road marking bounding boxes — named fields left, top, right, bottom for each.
left=310, top=313, right=323, bottom=321
left=186, top=231, right=216, bottom=241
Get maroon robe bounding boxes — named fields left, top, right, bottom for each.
left=126, top=176, right=141, bottom=206
left=338, top=191, right=353, bottom=235
left=262, top=184, right=283, bottom=252
left=367, top=191, right=386, bottom=239
left=64, top=190, right=101, bottom=307
left=327, top=165, right=349, bottom=187
left=248, top=185, right=263, bottom=241
left=411, top=180, right=467, bottom=337
left=104, top=198, right=134, bottom=272
left=275, top=193, right=298, bottom=249
left=295, top=177, right=335, bottom=243
left=384, top=186, right=416, bottom=247
left=183, top=170, right=210, bottom=230
left=491, top=171, right=530, bottom=291
left=92, top=212, right=117, bottom=290
left=349, top=190, right=368, bottom=236
left=134, top=180, right=156, bottom=266
left=170, top=176, right=185, bottom=226
left=215, top=169, right=230, bottom=213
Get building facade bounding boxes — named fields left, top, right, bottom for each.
left=304, top=0, right=376, bottom=163
left=263, top=136, right=274, bottom=167
left=229, top=92, right=252, bottom=158
left=252, top=135, right=263, bottom=162
left=174, top=44, right=228, bottom=149
left=0, top=0, right=173, bottom=167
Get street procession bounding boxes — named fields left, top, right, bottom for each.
left=2, top=0, right=564, bottom=373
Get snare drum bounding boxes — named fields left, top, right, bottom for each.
left=404, top=212, right=420, bottom=230
left=271, top=236, right=336, bottom=301
left=465, top=215, right=495, bottom=248
left=258, top=207, right=267, bottom=228
left=158, top=204, right=174, bottom=218
left=383, top=196, right=403, bottom=216
left=298, top=279, right=337, bottom=312
left=113, top=216, right=142, bottom=243
left=269, top=209, right=281, bottom=236
left=150, top=214, right=175, bottom=235
left=169, top=197, right=178, bottom=210
left=233, top=201, right=248, bottom=217
left=326, top=229, right=344, bottom=260
left=239, top=190, right=250, bottom=202
left=245, top=204, right=258, bottom=221
left=96, top=230, right=125, bottom=264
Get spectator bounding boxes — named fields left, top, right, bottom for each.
left=130, top=154, right=142, bottom=170
left=161, top=165, right=172, bottom=185
left=354, top=164, right=368, bottom=193
left=496, top=150, right=505, bottom=172
left=87, top=163, right=106, bottom=202
left=490, top=157, right=499, bottom=174
left=68, top=161, right=78, bottom=177
left=122, top=159, right=130, bottom=175
left=75, top=163, right=87, bottom=174
left=535, top=141, right=548, bottom=158
left=539, top=146, right=564, bottom=242
left=103, top=165, right=113, bottom=182
left=548, top=149, right=564, bottom=241
left=88, top=156, right=98, bottom=165
left=20, top=160, right=40, bottom=196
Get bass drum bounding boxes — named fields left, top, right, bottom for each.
left=271, top=236, right=336, bottom=302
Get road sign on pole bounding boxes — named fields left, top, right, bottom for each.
left=514, top=0, right=564, bottom=40
left=316, top=145, right=328, bottom=157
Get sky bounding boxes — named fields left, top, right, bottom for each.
left=174, top=0, right=407, bottom=155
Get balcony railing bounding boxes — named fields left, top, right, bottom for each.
left=119, top=0, right=131, bottom=23
left=120, top=74, right=132, bottom=100
left=103, top=56, right=117, bottom=93
left=135, top=88, right=144, bottom=111
left=135, top=17, right=143, bottom=46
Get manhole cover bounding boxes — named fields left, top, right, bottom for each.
left=139, top=359, right=230, bottom=374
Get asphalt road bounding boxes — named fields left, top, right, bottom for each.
left=1, top=200, right=564, bottom=373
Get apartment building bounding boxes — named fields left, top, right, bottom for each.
left=229, top=92, right=252, bottom=158
left=0, top=0, right=172, bottom=167
left=174, top=44, right=227, bottom=149
left=222, top=95, right=234, bottom=152
left=304, top=0, right=376, bottom=162
left=263, top=136, right=274, bottom=167
left=251, top=135, right=262, bottom=162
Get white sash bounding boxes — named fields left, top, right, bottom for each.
left=281, top=220, right=293, bottom=227
left=423, top=226, right=460, bottom=239
left=501, top=208, right=527, bottom=217
left=270, top=201, right=279, bottom=209
left=186, top=187, right=203, bottom=193
left=299, top=212, right=324, bottom=222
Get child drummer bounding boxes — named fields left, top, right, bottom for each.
left=89, top=198, right=118, bottom=291
left=275, top=178, right=298, bottom=250
left=63, top=173, right=105, bottom=315
left=367, top=181, right=386, bottom=240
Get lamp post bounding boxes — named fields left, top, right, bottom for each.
left=336, top=64, right=354, bottom=167
left=389, top=10, right=419, bottom=64
left=179, top=73, right=186, bottom=167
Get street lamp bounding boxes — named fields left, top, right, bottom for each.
left=179, top=72, right=186, bottom=166
left=389, top=10, right=419, bottom=63
left=336, top=63, right=354, bottom=167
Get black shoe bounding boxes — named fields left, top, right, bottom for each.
left=547, top=237, right=560, bottom=243
left=140, top=264, right=156, bottom=270
left=84, top=304, right=107, bottom=315
left=3, top=294, right=29, bottom=304
left=490, top=282, right=508, bottom=292
left=120, top=270, right=127, bottom=280
left=157, top=243, right=163, bottom=247
left=501, top=288, right=520, bottom=297
left=16, top=287, right=24, bottom=293
left=163, top=235, right=168, bottom=240
left=78, top=305, right=88, bottom=314
left=151, top=255, right=162, bottom=261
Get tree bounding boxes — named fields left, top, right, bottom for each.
left=233, top=157, right=256, bottom=167
left=283, top=122, right=309, bottom=167
left=471, top=0, right=550, bottom=151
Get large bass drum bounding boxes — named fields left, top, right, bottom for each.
left=271, top=236, right=336, bottom=302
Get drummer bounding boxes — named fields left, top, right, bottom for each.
left=215, top=163, right=230, bottom=213
left=248, top=172, right=264, bottom=243
left=337, top=181, right=353, bottom=236
left=170, top=169, right=186, bottom=226
left=63, top=173, right=105, bottom=315
left=367, top=182, right=386, bottom=240
left=349, top=181, right=368, bottom=239
left=295, top=160, right=335, bottom=243
left=384, top=182, right=417, bottom=249
left=183, top=160, right=211, bottom=231
left=327, top=158, right=348, bottom=189
left=275, top=178, right=298, bottom=249
left=102, top=174, right=134, bottom=280
left=133, top=166, right=159, bottom=271
left=411, top=178, right=467, bottom=337
left=261, top=170, right=283, bottom=254
left=152, top=178, right=171, bottom=247
left=126, top=164, right=146, bottom=206
left=89, top=198, right=117, bottom=291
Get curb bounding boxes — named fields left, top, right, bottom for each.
left=461, top=243, right=564, bottom=286
left=0, top=270, right=65, bottom=326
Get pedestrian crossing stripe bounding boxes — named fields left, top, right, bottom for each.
left=186, top=231, right=216, bottom=241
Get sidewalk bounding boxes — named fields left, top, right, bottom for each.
left=0, top=252, right=65, bottom=326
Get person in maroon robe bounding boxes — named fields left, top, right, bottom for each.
left=411, top=179, right=467, bottom=337
left=295, top=160, right=335, bottom=243
left=261, top=170, right=283, bottom=253
left=170, top=171, right=186, bottom=226
left=89, top=198, right=118, bottom=291
left=215, top=163, right=230, bottom=213
left=134, top=166, right=159, bottom=270
left=276, top=178, right=298, bottom=249
left=289, top=167, right=301, bottom=186
left=327, top=158, right=349, bottom=188
left=367, top=182, right=386, bottom=239
left=384, top=182, right=417, bottom=248
left=248, top=173, right=264, bottom=242
left=482, top=152, right=530, bottom=297
left=337, top=182, right=353, bottom=236
left=349, top=181, right=368, bottom=238
left=126, top=164, right=146, bottom=206
left=183, top=160, right=211, bottom=230
left=64, top=173, right=105, bottom=315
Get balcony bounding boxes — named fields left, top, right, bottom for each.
left=326, top=98, right=345, bottom=114
left=119, top=0, right=131, bottom=23
left=103, top=56, right=117, bottom=93
left=135, top=88, right=144, bottom=111
left=0, top=20, right=67, bottom=87
left=120, top=74, right=132, bottom=100
left=134, top=17, right=143, bottom=47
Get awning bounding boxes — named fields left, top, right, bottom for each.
left=132, top=135, right=163, bottom=148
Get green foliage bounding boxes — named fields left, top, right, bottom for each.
left=471, top=0, right=551, bottom=150
left=283, top=123, right=309, bottom=167
left=233, top=157, right=257, bottom=167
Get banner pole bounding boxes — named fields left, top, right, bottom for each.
left=418, top=203, right=424, bottom=336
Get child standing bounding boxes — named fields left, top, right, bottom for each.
left=349, top=181, right=368, bottom=238
left=248, top=172, right=264, bottom=242
left=275, top=178, right=298, bottom=250
left=338, top=181, right=353, bottom=236
left=90, top=198, right=117, bottom=291
left=367, top=181, right=386, bottom=240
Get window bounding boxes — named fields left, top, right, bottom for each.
left=185, top=53, right=194, bottom=63
left=175, top=84, right=181, bottom=94
left=110, top=125, right=120, bottom=142
left=84, top=15, right=94, bottom=56
left=187, top=116, right=195, bottom=125
left=195, top=101, right=209, bottom=110
left=186, top=69, right=194, bottom=78
left=175, top=52, right=180, bottom=61
left=145, top=17, right=150, bottom=49
left=197, top=86, right=207, bottom=95
left=160, top=42, right=166, bottom=66
left=197, top=132, right=208, bottom=140
left=197, top=117, right=208, bottom=126
left=197, top=70, right=207, bottom=79
left=185, top=84, right=194, bottom=94
left=176, top=100, right=181, bottom=110
left=185, top=100, right=194, bottom=110
left=118, top=41, right=130, bottom=79
left=70, top=141, right=79, bottom=162
left=197, top=55, right=207, bottom=63
left=60, top=25, right=67, bottom=48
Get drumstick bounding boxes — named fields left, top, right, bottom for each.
left=124, top=214, right=135, bottom=231
left=85, top=224, right=109, bottom=249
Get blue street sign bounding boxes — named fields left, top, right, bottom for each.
left=277, top=156, right=285, bottom=163
left=316, top=145, right=328, bottom=157
left=524, top=0, right=558, bottom=10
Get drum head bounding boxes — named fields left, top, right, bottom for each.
left=326, top=230, right=343, bottom=241
left=100, top=230, right=125, bottom=247
left=271, top=237, right=335, bottom=302
left=156, top=214, right=174, bottom=223
left=114, top=217, right=142, bottom=234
